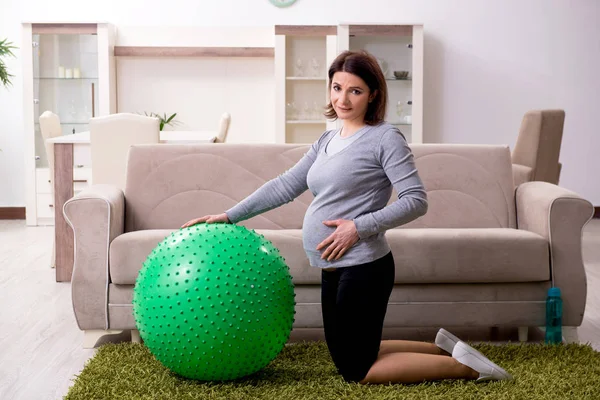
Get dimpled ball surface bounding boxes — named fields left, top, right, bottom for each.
left=132, top=223, right=296, bottom=381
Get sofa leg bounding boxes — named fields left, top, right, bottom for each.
left=518, top=327, right=528, bottom=342
left=83, top=329, right=126, bottom=349
left=131, top=329, right=141, bottom=344
left=562, top=327, right=579, bottom=344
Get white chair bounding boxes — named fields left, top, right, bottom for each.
left=215, top=112, right=231, bottom=143
left=39, top=111, right=63, bottom=268
left=90, top=113, right=160, bottom=190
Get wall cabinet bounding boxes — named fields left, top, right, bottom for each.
left=276, top=24, right=424, bottom=145
left=22, top=22, right=116, bottom=226
left=338, top=24, right=424, bottom=144
left=22, top=23, right=424, bottom=225
left=274, top=25, right=339, bottom=144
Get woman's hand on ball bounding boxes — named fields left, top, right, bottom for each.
left=316, top=219, right=359, bottom=261
left=181, top=213, right=230, bottom=228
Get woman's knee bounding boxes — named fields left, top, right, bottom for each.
left=334, top=355, right=375, bottom=383
left=339, top=365, right=370, bottom=383
left=327, top=334, right=381, bottom=383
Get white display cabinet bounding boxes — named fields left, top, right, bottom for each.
left=21, top=23, right=423, bottom=224
left=22, top=23, right=117, bottom=226
left=275, top=26, right=339, bottom=144
left=337, top=24, right=424, bottom=144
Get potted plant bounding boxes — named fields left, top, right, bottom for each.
left=0, top=38, right=17, bottom=152
left=142, top=112, right=180, bottom=131
left=0, top=38, right=17, bottom=89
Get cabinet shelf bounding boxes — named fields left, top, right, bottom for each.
left=286, top=77, right=326, bottom=81
left=349, top=25, right=413, bottom=37
left=390, top=122, right=412, bottom=126
left=286, top=120, right=327, bottom=124
left=114, top=46, right=275, bottom=58
left=34, top=77, right=98, bottom=80
left=386, top=78, right=412, bottom=82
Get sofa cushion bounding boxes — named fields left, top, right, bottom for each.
left=109, top=229, right=320, bottom=285
left=109, top=228, right=549, bottom=286
left=386, top=228, right=549, bottom=283
left=110, top=230, right=174, bottom=284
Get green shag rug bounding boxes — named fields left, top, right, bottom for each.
left=65, top=341, right=600, bottom=400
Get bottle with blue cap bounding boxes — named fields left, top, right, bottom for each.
left=545, top=287, right=563, bottom=344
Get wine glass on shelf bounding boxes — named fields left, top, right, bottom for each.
left=286, top=102, right=297, bottom=121
left=404, top=97, right=413, bottom=124
left=310, top=58, right=320, bottom=77
left=376, top=58, right=388, bottom=78
left=302, top=102, right=311, bottom=120
left=312, top=102, right=322, bottom=120
left=396, top=100, right=404, bottom=120
left=294, top=58, right=304, bottom=77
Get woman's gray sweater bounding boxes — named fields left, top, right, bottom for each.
left=226, top=122, right=428, bottom=268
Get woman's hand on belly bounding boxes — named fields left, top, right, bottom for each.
left=316, top=219, right=359, bottom=261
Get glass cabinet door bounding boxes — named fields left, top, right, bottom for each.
left=349, top=32, right=414, bottom=142
left=32, top=32, right=99, bottom=168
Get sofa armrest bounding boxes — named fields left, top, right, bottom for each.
left=516, top=181, right=594, bottom=326
left=63, top=184, right=125, bottom=330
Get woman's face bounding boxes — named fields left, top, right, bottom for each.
left=330, top=71, right=374, bottom=124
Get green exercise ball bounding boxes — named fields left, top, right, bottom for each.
left=132, top=223, right=296, bottom=381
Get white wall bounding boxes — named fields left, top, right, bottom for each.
left=1, top=0, right=599, bottom=206
left=114, top=26, right=276, bottom=143
left=116, top=57, right=275, bottom=143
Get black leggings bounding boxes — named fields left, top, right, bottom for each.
left=321, top=252, right=395, bottom=382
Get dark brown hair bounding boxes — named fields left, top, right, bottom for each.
left=324, top=50, right=388, bottom=125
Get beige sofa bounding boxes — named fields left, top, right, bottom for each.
left=64, top=143, right=594, bottom=348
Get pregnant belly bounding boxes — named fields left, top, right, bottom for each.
left=301, top=209, right=336, bottom=254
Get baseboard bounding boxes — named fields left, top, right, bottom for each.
left=595, top=207, right=600, bottom=219
left=0, top=207, right=26, bottom=220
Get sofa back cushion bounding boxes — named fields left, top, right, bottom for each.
left=125, top=143, right=313, bottom=231
left=400, top=144, right=516, bottom=229
left=124, top=143, right=515, bottom=231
